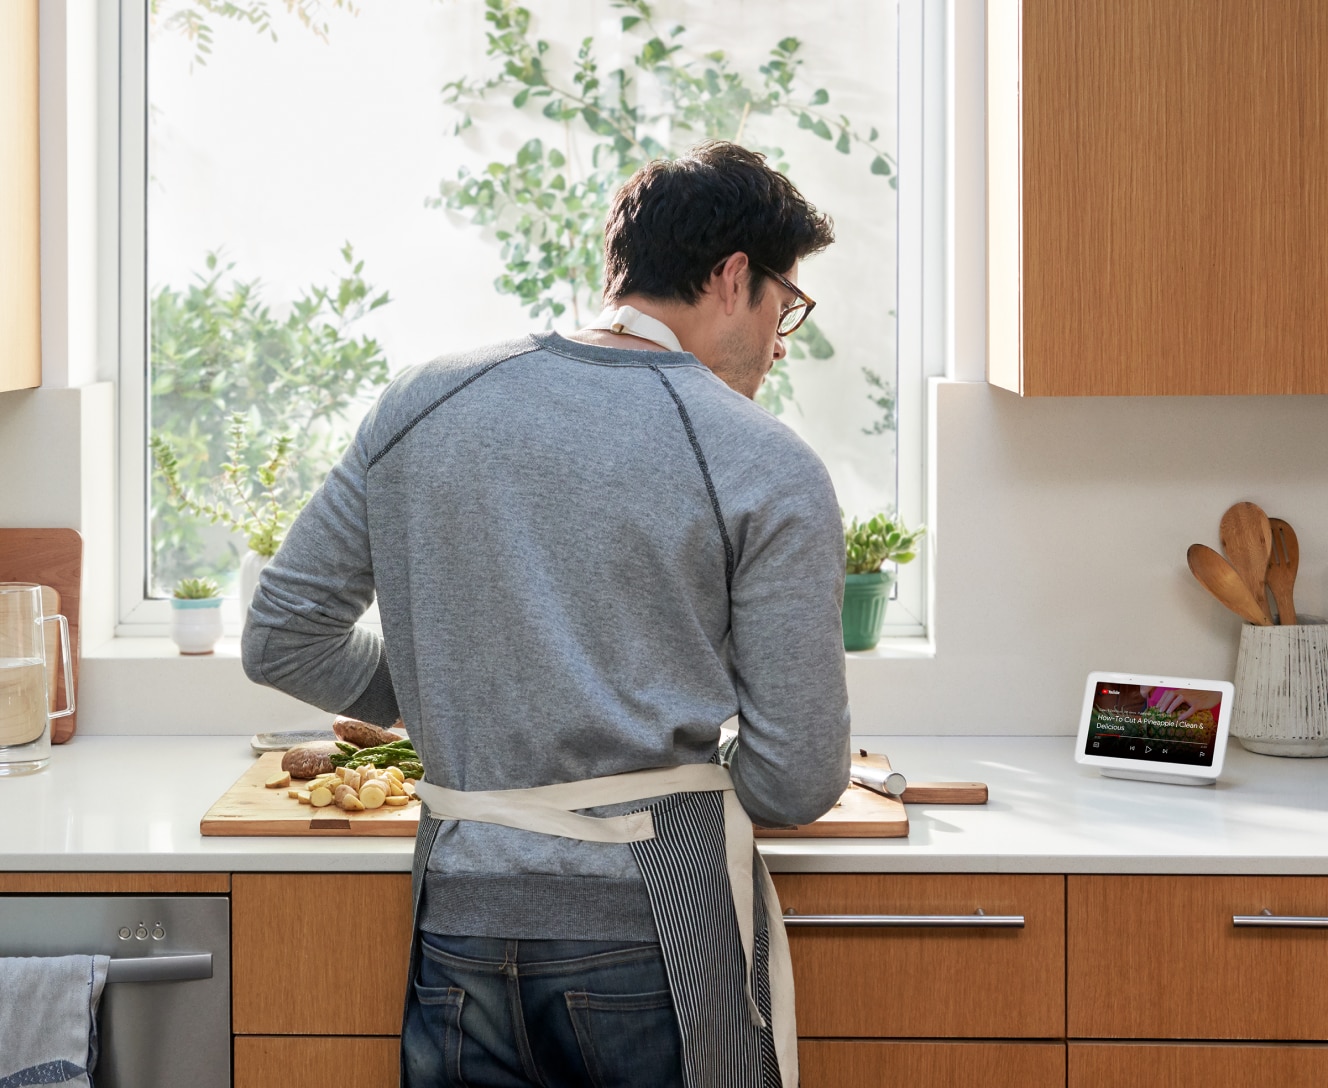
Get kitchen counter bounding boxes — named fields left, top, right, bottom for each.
left=3, top=735, right=1328, bottom=873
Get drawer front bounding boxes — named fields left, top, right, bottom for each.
left=235, top=1036, right=399, bottom=1088
left=233, top=873, right=413, bottom=1035
left=802, top=1040, right=1065, bottom=1088
left=1069, top=875, right=1328, bottom=1039
left=1069, top=1042, right=1328, bottom=1087
left=774, top=874, right=1065, bottom=1038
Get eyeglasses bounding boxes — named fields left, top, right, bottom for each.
left=753, top=263, right=816, bottom=336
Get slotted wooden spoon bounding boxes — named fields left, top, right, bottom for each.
left=1266, top=517, right=1299, bottom=625
left=1219, top=502, right=1274, bottom=625
left=1187, top=543, right=1271, bottom=626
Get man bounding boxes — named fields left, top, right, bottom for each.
left=242, top=141, right=850, bottom=1088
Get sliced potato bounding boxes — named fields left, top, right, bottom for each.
left=384, top=795, right=410, bottom=807
left=360, top=783, right=387, bottom=810
left=265, top=771, right=292, bottom=789
left=309, top=786, right=334, bottom=808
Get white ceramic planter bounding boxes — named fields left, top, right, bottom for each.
left=170, top=598, right=224, bottom=655
left=239, top=550, right=272, bottom=615
left=1231, top=617, right=1328, bottom=756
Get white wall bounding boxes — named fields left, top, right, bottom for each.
left=5, top=0, right=1327, bottom=736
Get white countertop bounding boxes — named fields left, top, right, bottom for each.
left=4, top=735, right=1328, bottom=874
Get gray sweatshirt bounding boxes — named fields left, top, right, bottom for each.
left=243, top=332, right=851, bottom=940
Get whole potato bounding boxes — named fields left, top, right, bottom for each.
left=333, top=716, right=405, bottom=749
left=281, top=741, right=340, bottom=779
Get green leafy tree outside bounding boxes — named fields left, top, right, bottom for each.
left=433, top=0, right=897, bottom=416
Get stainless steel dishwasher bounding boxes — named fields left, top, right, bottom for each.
left=0, top=895, right=230, bottom=1087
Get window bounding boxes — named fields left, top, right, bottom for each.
left=118, top=0, right=938, bottom=638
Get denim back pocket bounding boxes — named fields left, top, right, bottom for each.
left=410, top=982, right=468, bottom=1087
left=565, top=989, right=681, bottom=1088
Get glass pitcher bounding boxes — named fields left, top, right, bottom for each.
left=0, top=582, right=75, bottom=775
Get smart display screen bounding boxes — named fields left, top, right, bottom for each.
left=1082, top=682, right=1223, bottom=767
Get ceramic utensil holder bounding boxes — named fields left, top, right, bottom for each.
left=1231, top=618, right=1328, bottom=756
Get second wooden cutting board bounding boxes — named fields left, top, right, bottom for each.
left=201, top=752, right=422, bottom=836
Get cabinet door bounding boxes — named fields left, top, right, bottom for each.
left=1069, top=875, right=1328, bottom=1039
left=232, top=873, right=413, bottom=1035
left=235, top=1036, right=399, bottom=1088
left=774, top=874, right=1064, bottom=1038
left=0, top=0, right=40, bottom=392
left=1069, top=1042, right=1328, bottom=1087
left=990, top=0, right=1328, bottom=396
left=802, top=1041, right=1065, bottom=1088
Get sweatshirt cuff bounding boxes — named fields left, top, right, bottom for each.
left=339, top=648, right=399, bottom=727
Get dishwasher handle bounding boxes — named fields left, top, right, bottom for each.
left=106, top=953, right=213, bottom=983
left=782, top=907, right=1025, bottom=928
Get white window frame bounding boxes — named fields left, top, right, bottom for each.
left=112, top=0, right=945, bottom=644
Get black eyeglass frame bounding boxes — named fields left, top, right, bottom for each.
left=752, top=262, right=816, bottom=336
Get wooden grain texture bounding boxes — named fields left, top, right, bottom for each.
left=0, top=0, right=41, bottom=393
left=1069, top=1042, right=1328, bottom=1087
left=201, top=751, right=422, bottom=836
left=1021, top=0, right=1328, bottom=395
left=234, top=1036, right=400, bottom=1088
left=0, top=529, right=82, bottom=742
left=1219, top=502, right=1274, bottom=625
left=0, top=872, right=229, bottom=894
left=801, top=1040, right=1066, bottom=1088
left=1069, top=875, right=1328, bottom=1039
left=774, top=873, right=1065, bottom=1038
left=232, top=873, right=414, bottom=1035
left=754, top=782, right=908, bottom=838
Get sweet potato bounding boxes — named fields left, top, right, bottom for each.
left=333, top=716, right=403, bottom=749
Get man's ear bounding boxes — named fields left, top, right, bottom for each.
left=711, top=252, right=751, bottom=317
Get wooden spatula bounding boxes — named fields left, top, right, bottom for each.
left=1187, top=543, right=1271, bottom=626
left=1266, top=517, right=1299, bottom=625
left=1219, top=502, right=1274, bottom=625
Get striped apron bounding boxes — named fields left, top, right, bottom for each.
left=401, top=763, right=796, bottom=1088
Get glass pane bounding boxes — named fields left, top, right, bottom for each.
left=146, top=0, right=898, bottom=597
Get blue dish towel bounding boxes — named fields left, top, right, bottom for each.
left=0, top=956, right=109, bottom=1088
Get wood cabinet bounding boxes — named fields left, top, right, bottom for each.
left=231, top=872, right=413, bottom=1037
left=1068, top=1043, right=1328, bottom=1088
left=1069, top=875, right=1328, bottom=1040
left=801, top=1040, right=1065, bottom=1088
left=776, top=873, right=1064, bottom=1039
left=234, top=1037, right=400, bottom=1087
left=987, top=0, right=1328, bottom=396
left=0, top=0, right=41, bottom=393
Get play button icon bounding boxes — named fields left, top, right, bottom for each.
left=1144, top=746, right=1153, bottom=754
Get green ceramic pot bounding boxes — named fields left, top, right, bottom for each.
left=841, top=570, right=894, bottom=651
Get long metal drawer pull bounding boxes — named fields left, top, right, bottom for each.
left=1233, top=908, right=1328, bottom=929
left=106, top=953, right=214, bottom=983
left=782, top=907, right=1024, bottom=928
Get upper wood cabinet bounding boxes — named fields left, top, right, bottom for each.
left=0, top=0, right=41, bottom=394
left=988, top=0, right=1328, bottom=396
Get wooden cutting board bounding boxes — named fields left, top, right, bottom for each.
left=201, top=752, right=423, bottom=837
left=0, top=528, right=81, bottom=742
left=754, top=782, right=910, bottom=838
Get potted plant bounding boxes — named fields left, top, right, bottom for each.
left=152, top=413, right=310, bottom=609
left=170, top=576, right=224, bottom=655
left=842, top=512, right=926, bottom=651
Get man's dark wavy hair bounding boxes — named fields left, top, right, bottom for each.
left=602, top=141, right=835, bottom=306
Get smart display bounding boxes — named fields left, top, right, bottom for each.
left=1075, top=671, right=1234, bottom=785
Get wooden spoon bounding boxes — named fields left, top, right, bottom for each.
left=1219, top=502, right=1274, bottom=625
left=1187, top=543, right=1271, bottom=625
left=1266, top=517, right=1299, bottom=625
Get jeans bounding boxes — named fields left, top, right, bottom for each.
left=402, top=932, right=686, bottom=1088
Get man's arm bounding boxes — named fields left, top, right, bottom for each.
left=726, top=457, right=851, bottom=828
left=241, top=421, right=400, bottom=727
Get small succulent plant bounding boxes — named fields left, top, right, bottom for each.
left=844, top=512, right=925, bottom=575
left=173, top=576, right=222, bottom=600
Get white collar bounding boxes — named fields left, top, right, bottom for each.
left=585, top=305, right=685, bottom=354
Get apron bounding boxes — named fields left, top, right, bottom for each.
left=400, top=762, right=797, bottom=1088
left=585, top=304, right=687, bottom=353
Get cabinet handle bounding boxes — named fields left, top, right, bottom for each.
left=1233, top=908, right=1328, bottom=929
left=782, top=907, right=1024, bottom=928
left=105, top=953, right=213, bottom=983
